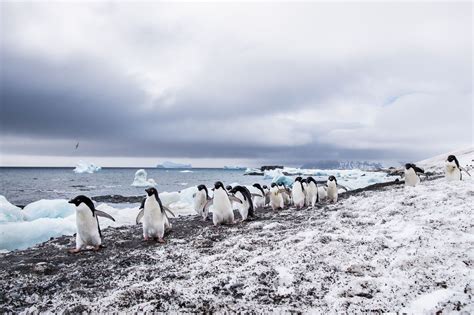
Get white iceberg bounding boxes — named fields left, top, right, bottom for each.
left=157, top=161, right=192, bottom=169
left=23, top=199, right=76, bottom=221
left=131, top=169, right=157, bottom=187
left=73, top=161, right=101, bottom=174
left=0, top=195, right=24, bottom=223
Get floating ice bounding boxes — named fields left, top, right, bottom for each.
left=73, top=161, right=101, bottom=174
left=180, top=170, right=193, bottom=173
left=157, top=161, right=192, bottom=169
left=223, top=165, right=246, bottom=170
left=0, top=195, right=23, bottom=223
left=131, top=169, right=157, bottom=187
left=272, top=173, right=294, bottom=187
left=23, top=199, right=75, bottom=221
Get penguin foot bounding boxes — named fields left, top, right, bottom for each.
left=69, top=248, right=81, bottom=254
left=143, top=236, right=149, bottom=241
left=158, top=238, right=166, bottom=243
left=93, top=245, right=101, bottom=251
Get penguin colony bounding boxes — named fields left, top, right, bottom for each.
left=67, top=155, right=468, bottom=253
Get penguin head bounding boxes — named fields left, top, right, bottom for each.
left=447, top=155, right=460, bottom=168
left=226, top=185, right=233, bottom=191
left=197, top=184, right=209, bottom=196
left=328, top=176, right=337, bottom=184
left=294, top=177, right=302, bottom=182
left=270, top=183, right=277, bottom=188
left=262, top=185, right=268, bottom=189
left=214, top=181, right=225, bottom=191
left=253, top=183, right=262, bottom=190
left=301, top=178, right=307, bottom=184
left=405, top=163, right=413, bottom=170
left=145, top=187, right=160, bottom=201
left=68, top=195, right=95, bottom=210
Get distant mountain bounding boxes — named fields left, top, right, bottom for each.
left=301, top=160, right=383, bottom=170
left=156, top=161, right=192, bottom=169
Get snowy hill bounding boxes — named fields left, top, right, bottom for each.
left=0, top=176, right=472, bottom=313
left=417, top=147, right=474, bottom=172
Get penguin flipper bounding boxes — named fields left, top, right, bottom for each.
left=414, top=166, right=425, bottom=174
left=336, top=184, right=349, bottom=192
left=229, top=195, right=243, bottom=204
left=461, top=167, right=471, bottom=177
left=136, top=209, right=144, bottom=224
left=251, top=193, right=263, bottom=198
left=95, top=210, right=116, bottom=222
left=163, top=206, right=176, bottom=218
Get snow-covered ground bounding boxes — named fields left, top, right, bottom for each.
left=0, top=175, right=472, bottom=312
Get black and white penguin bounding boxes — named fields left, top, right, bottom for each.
left=229, top=185, right=255, bottom=221
left=68, top=195, right=115, bottom=253
left=327, top=176, right=338, bottom=203
left=136, top=187, right=174, bottom=243
left=193, top=184, right=211, bottom=220
left=262, top=185, right=270, bottom=206
left=206, top=181, right=242, bottom=226
left=269, top=182, right=284, bottom=210
left=445, top=155, right=462, bottom=181
left=305, top=177, right=319, bottom=207
left=292, top=177, right=305, bottom=209
left=404, top=163, right=424, bottom=187
left=278, top=183, right=292, bottom=206
left=252, top=183, right=266, bottom=208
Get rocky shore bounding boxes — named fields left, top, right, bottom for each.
left=0, top=178, right=472, bottom=313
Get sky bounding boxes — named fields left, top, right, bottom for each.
left=0, top=1, right=472, bottom=168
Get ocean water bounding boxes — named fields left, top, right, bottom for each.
left=0, top=168, right=268, bottom=205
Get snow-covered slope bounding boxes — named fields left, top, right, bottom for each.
left=0, top=176, right=472, bottom=312
left=417, top=147, right=474, bottom=173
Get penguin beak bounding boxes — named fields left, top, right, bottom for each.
left=68, top=199, right=75, bottom=205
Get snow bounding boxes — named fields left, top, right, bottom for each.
left=73, top=160, right=101, bottom=174
left=0, top=195, right=23, bottom=223
left=131, top=169, right=157, bottom=187
left=157, top=161, right=192, bottom=169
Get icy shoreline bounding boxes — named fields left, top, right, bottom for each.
left=0, top=176, right=472, bottom=313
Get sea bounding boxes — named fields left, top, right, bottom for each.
left=0, top=167, right=267, bottom=206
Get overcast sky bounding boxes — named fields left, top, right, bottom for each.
left=0, top=2, right=472, bottom=167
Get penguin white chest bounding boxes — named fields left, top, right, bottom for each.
left=76, top=203, right=101, bottom=246
left=193, top=190, right=207, bottom=215
left=445, top=162, right=461, bottom=181
left=269, top=187, right=284, bottom=210
left=143, top=196, right=166, bottom=238
left=292, top=184, right=305, bottom=208
left=212, top=190, right=234, bottom=225
left=405, top=169, right=420, bottom=187
left=327, top=181, right=338, bottom=202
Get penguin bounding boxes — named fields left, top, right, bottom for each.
left=136, top=187, right=174, bottom=243
left=252, top=183, right=266, bottom=208
left=292, top=177, right=305, bottom=209
left=327, top=176, right=338, bottom=203
left=262, top=185, right=270, bottom=206
left=269, top=182, right=284, bottom=211
left=229, top=185, right=255, bottom=221
left=305, top=177, right=319, bottom=207
left=445, top=155, right=462, bottom=181
left=226, top=185, right=233, bottom=192
left=404, top=163, right=424, bottom=187
left=301, top=178, right=309, bottom=206
left=193, top=184, right=211, bottom=220
left=205, top=181, right=242, bottom=226
left=278, top=183, right=292, bottom=206
left=68, top=195, right=115, bottom=253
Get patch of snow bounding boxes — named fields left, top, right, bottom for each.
left=131, top=169, right=157, bottom=187
left=73, top=160, right=101, bottom=174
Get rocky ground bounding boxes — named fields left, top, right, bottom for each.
left=0, top=178, right=472, bottom=313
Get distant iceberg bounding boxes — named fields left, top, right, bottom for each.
left=156, top=161, right=192, bottom=169
left=131, top=169, right=157, bottom=187
left=223, top=166, right=246, bottom=170
left=73, top=161, right=101, bottom=174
